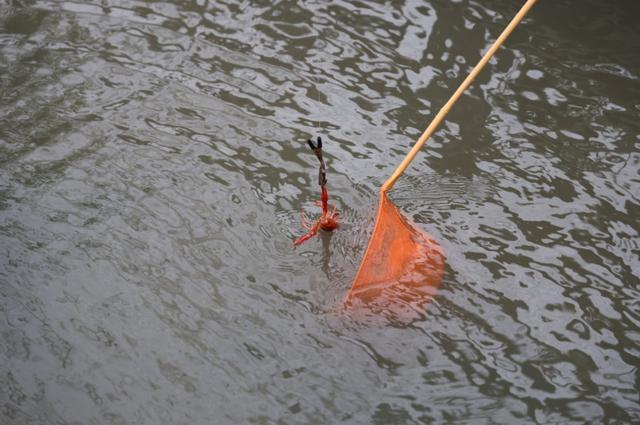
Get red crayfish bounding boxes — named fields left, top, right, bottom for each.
left=293, top=137, right=339, bottom=246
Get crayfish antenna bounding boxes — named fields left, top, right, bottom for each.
left=300, top=210, right=311, bottom=229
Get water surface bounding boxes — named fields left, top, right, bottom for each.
left=1, top=0, right=639, bottom=423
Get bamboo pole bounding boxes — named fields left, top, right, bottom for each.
left=381, top=0, right=538, bottom=193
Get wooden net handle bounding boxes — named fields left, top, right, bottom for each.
left=381, top=0, right=538, bottom=193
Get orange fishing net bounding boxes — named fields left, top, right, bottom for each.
left=344, top=192, right=444, bottom=317
left=344, top=0, right=537, bottom=318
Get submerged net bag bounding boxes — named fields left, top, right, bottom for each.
left=345, top=192, right=444, bottom=317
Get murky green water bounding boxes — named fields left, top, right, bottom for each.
left=1, top=0, right=639, bottom=423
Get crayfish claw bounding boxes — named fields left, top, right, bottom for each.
left=307, top=139, right=316, bottom=150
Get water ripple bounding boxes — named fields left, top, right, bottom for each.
left=1, top=0, right=639, bottom=423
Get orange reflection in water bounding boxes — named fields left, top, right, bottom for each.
left=344, top=192, right=445, bottom=321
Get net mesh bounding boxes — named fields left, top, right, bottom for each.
left=345, top=192, right=444, bottom=316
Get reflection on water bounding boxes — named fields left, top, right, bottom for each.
left=1, top=0, right=639, bottom=423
